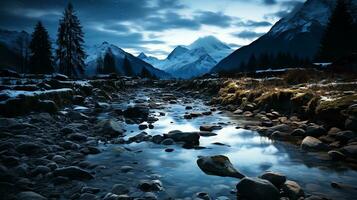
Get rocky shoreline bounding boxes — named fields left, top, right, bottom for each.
left=0, top=69, right=356, bottom=200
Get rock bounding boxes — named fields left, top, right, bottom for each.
left=138, top=180, right=163, bottom=192
left=112, top=184, right=129, bottom=195
left=161, top=138, right=175, bottom=145
left=68, top=133, right=87, bottom=142
left=185, top=106, right=193, bottom=110
left=184, top=114, right=192, bottom=119
left=197, top=155, right=244, bottom=179
left=233, top=109, right=243, bottom=114
left=16, top=143, right=43, bottom=155
left=328, top=150, right=346, bottom=160
left=53, top=166, right=94, bottom=180
left=345, top=117, right=357, bottom=131
left=190, top=112, right=202, bottom=117
left=17, top=191, right=47, bottom=200
left=31, top=165, right=51, bottom=176
left=199, top=125, right=222, bottom=132
left=266, top=124, right=291, bottom=136
left=79, top=193, right=99, bottom=200
left=165, top=148, right=174, bottom=152
left=81, top=187, right=100, bottom=194
left=37, top=100, right=58, bottom=113
left=198, top=131, right=217, bottom=137
left=236, top=177, right=280, bottom=200
left=95, top=102, right=110, bottom=109
left=304, top=195, right=327, bottom=200
left=123, top=105, right=149, bottom=121
left=196, top=192, right=212, bottom=200
left=202, top=111, right=212, bottom=115
left=335, top=131, right=356, bottom=142
left=53, top=73, right=68, bottom=81
left=259, top=171, right=286, bottom=188
left=306, top=124, right=326, bottom=137
left=166, top=131, right=200, bottom=148
left=290, top=128, right=305, bottom=137
left=73, top=95, right=85, bottom=105
left=301, top=136, right=328, bottom=151
left=243, top=111, right=254, bottom=117
left=95, top=119, right=125, bottom=137
left=128, top=132, right=151, bottom=143
left=152, top=135, right=164, bottom=144
left=120, top=166, right=134, bottom=173
left=340, top=145, right=357, bottom=160
left=282, top=180, right=304, bottom=200
left=271, top=131, right=290, bottom=140
left=138, top=124, right=148, bottom=130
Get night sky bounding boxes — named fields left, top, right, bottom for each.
left=0, top=0, right=304, bottom=58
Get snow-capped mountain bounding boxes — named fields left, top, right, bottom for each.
left=211, top=0, right=357, bottom=73
left=0, top=29, right=30, bottom=69
left=137, top=52, right=160, bottom=66
left=139, top=36, right=233, bottom=79
left=86, top=42, right=170, bottom=79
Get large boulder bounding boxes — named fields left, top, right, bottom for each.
left=123, top=105, right=149, bottom=122
left=340, top=145, right=357, bottom=160
left=16, top=191, right=47, bottom=200
left=197, top=155, right=244, bottom=179
left=301, top=136, right=328, bottom=151
left=95, top=119, right=126, bottom=137
left=166, top=130, right=200, bottom=148
left=282, top=180, right=304, bottom=200
left=53, top=166, right=94, bottom=180
left=259, top=171, right=286, bottom=188
left=236, top=177, right=280, bottom=200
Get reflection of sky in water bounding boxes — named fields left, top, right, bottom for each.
left=88, top=93, right=357, bottom=199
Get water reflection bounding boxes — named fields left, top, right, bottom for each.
left=87, top=93, right=357, bottom=200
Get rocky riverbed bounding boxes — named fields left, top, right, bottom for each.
left=0, top=70, right=357, bottom=200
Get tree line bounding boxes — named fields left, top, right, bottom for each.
left=25, top=3, right=85, bottom=77
left=236, top=0, right=356, bottom=73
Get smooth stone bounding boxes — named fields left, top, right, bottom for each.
left=17, top=191, right=47, bottom=200
left=199, top=125, right=222, bottom=132
left=259, top=171, right=286, bottom=188
left=328, top=150, right=346, bottom=160
left=53, top=166, right=94, bottom=180
left=236, top=177, right=280, bottom=200
left=301, top=136, right=328, bottom=151
left=112, top=184, right=129, bottom=195
left=306, top=125, right=326, bottom=137
left=120, top=166, right=134, bottom=173
left=138, top=180, right=163, bottom=192
left=197, top=155, right=244, bottom=179
left=282, top=180, right=304, bottom=200
left=161, top=138, right=175, bottom=145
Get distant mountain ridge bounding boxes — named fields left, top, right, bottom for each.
left=211, top=0, right=357, bottom=73
left=86, top=42, right=170, bottom=79
left=139, top=36, right=233, bottom=79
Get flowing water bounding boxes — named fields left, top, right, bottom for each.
left=86, top=88, right=357, bottom=199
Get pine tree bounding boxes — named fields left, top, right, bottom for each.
left=56, top=3, right=85, bottom=77
left=317, top=0, right=355, bottom=62
left=15, top=32, right=30, bottom=73
left=103, top=50, right=116, bottom=74
left=29, top=21, right=54, bottom=74
left=246, top=54, right=257, bottom=72
left=123, top=56, right=133, bottom=76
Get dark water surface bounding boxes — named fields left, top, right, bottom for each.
left=86, top=88, right=357, bottom=199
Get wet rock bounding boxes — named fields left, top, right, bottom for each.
left=112, top=184, right=129, bottom=195
left=345, top=117, right=357, bottom=131
left=185, top=106, right=193, bottom=110
left=266, top=124, right=291, bottom=136
left=53, top=166, right=94, bottom=180
left=129, top=132, right=151, bottom=143
left=236, top=177, right=280, bottom=200
left=301, top=136, right=328, bottom=151
left=306, top=124, right=326, bottom=137
left=197, top=155, right=244, bottom=179
left=138, top=180, right=163, bottom=192
left=340, top=145, right=357, bottom=160
left=259, top=171, right=286, bottom=188
left=123, top=105, right=149, bottom=121
left=73, top=95, right=85, bottom=105
left=335, top=130, right=356, bottom=142
left=166, top=130, right=200, bottom=147
left=152, top=135, right=164, bottom=144
left=271, top=131, right=290, bottom=140
left=243, top=111, right=254, bottom=117
left=68, top=133, right=87, bottom=142
left=190, top=112, right=202, bottom=117
left=196, top=192, right=212, bottom=200
left=305, top=195, right=327, bottom=200
left=328, top=150, right=346, bottom=160
left=282, top=180, right=304, bottom=200
left=290, top=128, right=305, bottom=137
left=233, top=109, right=243, bottom=114
left=31, top=165, right=51, bottom=176
left=202, top=111, right=212, bottom=115
left=120, top=166, right=134, bottom=173
left=165, top=148, right=174, bottom=152
left=199, top=125, right=222, bottom=132
left=161, top=138, right=175, bottom=145
left=198, top=131, right=217, bottom=137
left=95, top=102, right=110, bottom=109
left=95, top=119, right=125, bottom=137
left=138, top=124, right=148, bottom=130
left=17, top=191, right=47, bottom=200
left=184, top=114, right=192, bottom=119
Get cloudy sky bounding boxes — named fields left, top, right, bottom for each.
left=0, top=0, right=304, bottom=58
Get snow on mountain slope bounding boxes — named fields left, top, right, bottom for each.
left=211, top=0, right=357, bottom=73
left=86, top=42, right=170, bottom=79
left=139, top=36, right=233, bottom=79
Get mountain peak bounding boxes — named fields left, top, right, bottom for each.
left=167, top=45, right=189, bottom=60
left=188, top=35, right=230, bottom=53
left=138, top=52, right=147, bottom=59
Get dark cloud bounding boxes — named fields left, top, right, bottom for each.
left=262, top=0, right=277, bottom=5
left=264, top=0, right=304, bottom=19
left=228, top=43, right=242, bottom=49
left=233, top=30, right=265, bottom=39
left=141, top=12, right=201, bottom=31
left=194, top=11, right=233, bottom=27
left=236, top=19, right=272, bottom=27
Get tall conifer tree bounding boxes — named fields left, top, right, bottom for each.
left=56, top=3, right=85, bottom=77
left=29, top=21, right=53, bottom=74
